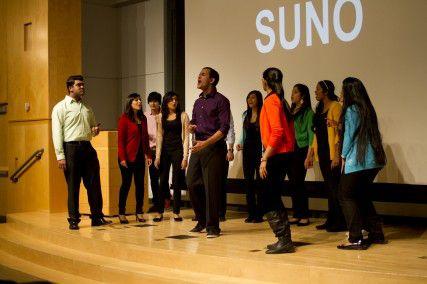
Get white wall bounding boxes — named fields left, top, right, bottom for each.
left=82, top=0, right=165, bottom=129
left=119, top=0, right=165, bottom=112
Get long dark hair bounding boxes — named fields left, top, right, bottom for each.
left=315, top=80, right=339, bottom=115
left=161, top=91, right=182, bottom=125
left=262, top=67, right=292, bottom=121
left=124, top=93, right=144, bottom=122
left=243, top=90, right=263, bottom=130
left=290, top=83, right=312, bottom=117
left=340, top=77, right=386, bottom=165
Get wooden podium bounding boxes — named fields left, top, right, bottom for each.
left=79, top=131, right=149, bottom=216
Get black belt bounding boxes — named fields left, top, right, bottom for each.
left=65, top=141, right=90, bottom=146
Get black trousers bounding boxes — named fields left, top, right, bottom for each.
left=219, top=159, right=229, bottom=218
left=187, top=141, right=227, bottom=231
left=319, top=159, right=346, bottom=228
left=262, top=153, right=292, bottom=214
left=118, top=156, right=145, bottom=215
left=148, top=148, right=161, bottom=210
left=288, top=146, right=309, bottom=218
left=63, top=142, right=103, bottom=221
left=242, top=142, right=262, bottom=218
left=158, top=148, right=185, bottom=214
left=339, top=168, right=382, bottom=242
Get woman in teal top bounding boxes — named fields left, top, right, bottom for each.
left=337, top=77, right=386, bottom=250
left=288, top=84, right=314, bottom=226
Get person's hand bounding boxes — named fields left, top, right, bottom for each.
left=304, top=156, right=313, bottom=169
left=120, top=160, right=128, bottom=168
left=146, top=157, right=152, bottom=167
left=236, top=144, right=243, bottom=151
left=181, top=159, right=188, bottom=170
left=92, top=123, right=101, bottom=136
left=154, top=158, right=160, bottom=169
left=226, top=150, right=234, bottom=162
left=58, top=159, right=66, bottom=170
left=191, top=140, right=207, bottom=153
left=259, top=160, right=268, bottom=179
left=331, top=155, right=340, bottom=169
left=341, top=158, right=345, bottom=173
left=189, top=124, right=197, bottom=134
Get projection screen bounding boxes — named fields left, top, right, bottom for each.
left=185, top=0, right=427, bottom=185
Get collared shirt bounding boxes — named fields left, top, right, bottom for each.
left=190, top=87, right=231, bottom=141
left=144, top=111, right=158, bottom=148
left=51, top=95, right=97, bottom=160
left=226, top=112, right=235, bottom=148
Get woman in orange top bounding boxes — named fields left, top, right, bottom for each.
left=259, top=67, right=296, bottom=254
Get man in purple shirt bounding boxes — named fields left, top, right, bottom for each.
left=187, top=67, right=231, bottom=238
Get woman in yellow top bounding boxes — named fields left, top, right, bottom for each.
left=305, top=80, right=346, bottom=232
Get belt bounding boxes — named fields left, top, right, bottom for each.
left=65, top=141, right=90, bottom=146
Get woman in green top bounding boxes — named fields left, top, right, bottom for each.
left=288, top=84, right=314, bottom=226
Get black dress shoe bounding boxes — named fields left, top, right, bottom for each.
left=190, top=223, right=206, bottom=233
left=173, top=215, right=183, bottom=222
left=91, top=217, right=112, bottom=226
left=153, top=214, right=163, bottom=222
left=244, top=217, right=254, bottom=223
left=316, top=223, right=329, bottom=230
left=69, top=223, right=79, bottom=230
left=207, top=228, right=221, bottom=238
left=368, top=234, right=388, bottom=244
left=337, top=240, right=370, bottom=250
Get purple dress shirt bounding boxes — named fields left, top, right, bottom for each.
left=190, top=88, right=231, bottom=141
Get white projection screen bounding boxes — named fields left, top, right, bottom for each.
left=185, top=0, right=427, bottom=185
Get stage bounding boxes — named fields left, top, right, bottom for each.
left=0, top=209, right=426, bottom=283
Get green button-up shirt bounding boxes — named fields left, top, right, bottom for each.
left=51, top=95, right=97, bottom=160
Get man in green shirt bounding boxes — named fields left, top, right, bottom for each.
left=52, top=75, right=112, bottom=230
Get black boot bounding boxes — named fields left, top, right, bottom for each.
left=265, top=211, right=295, bottom=254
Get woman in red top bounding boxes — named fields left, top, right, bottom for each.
left=117, top=93, right=152, bottom=224
left=259, top=67, right=296, bottom=254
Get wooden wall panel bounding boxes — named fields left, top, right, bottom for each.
left=6, top=0, right=49, bottom=121
left=0, top=0, right=7, bottom=103
left=48, top=0, right=82, bottom=110
left=7, top=121, right=51, bottom=213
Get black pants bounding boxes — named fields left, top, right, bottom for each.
left=63, top=142, right=103, bottom=221
left=262, top=153, right=292, bottom=214
left=148, top=148, right=161, bottom=210
left=339, top=168, right=382, bottom=242
left=289, top=146, right=309, bottom=218
left=219, top=159, right=229, bottom=218
left=187, top=141, right=227, bottom=231
left=242, top=142, right=262, bottom=218
left=118, top=155, right=145, bottom=215
left=319, top=159, right=346, bottom=228
left=158, top=148, right=185, bottom=214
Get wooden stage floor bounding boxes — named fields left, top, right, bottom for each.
left=0, top=209, right=426, bottom=283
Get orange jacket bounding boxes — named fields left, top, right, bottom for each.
left=260, top=93, right=295, bottom=155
